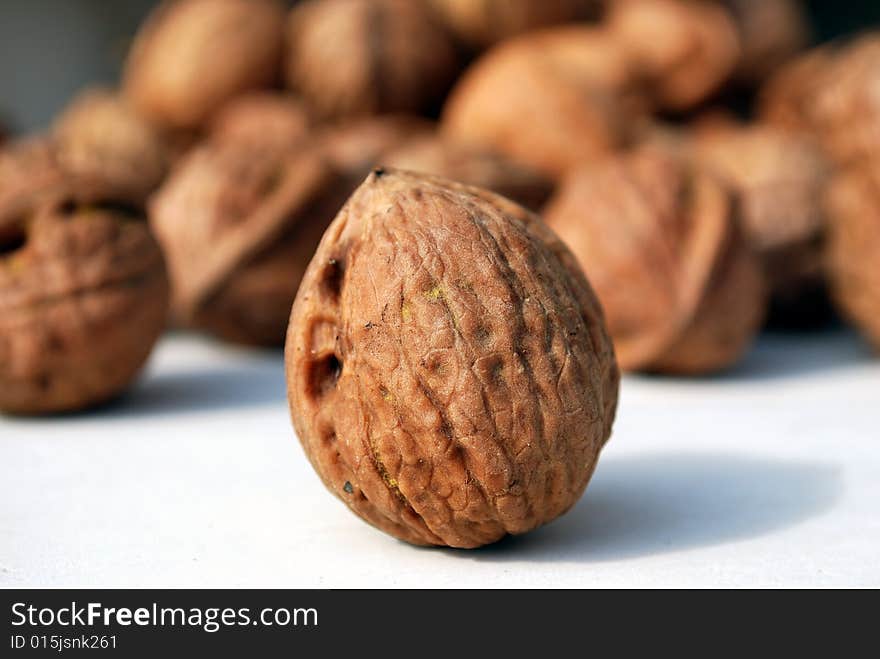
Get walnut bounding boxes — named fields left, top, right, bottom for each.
left=285, top=0, right=459, bottom=120
left=208, top=92, right=310, bottom=154
left=123, top=0, right=285, bottom=130
left=824, top=167, right=880, bottom=350
left=442, top=27, right=636, bottom=178
left=759, top=46, right=834, bottom=132
left=607, top=0, right=741, bottom=111
left=52, top=88, right=170, bottom=205
left=150, top=142, right=349, bottom=346
left=0, top=199, right=169, bottom=414
left=382, top=134, right=554, bottom=211
left=285, top=168, right=619, bottom=547
left=694, top=124, right=831, bottom=308
left=426, top=0, right=600, bottom=49
left=317, top=115, right=436, bottom=182
left=0, top=139, right=67, bottom=225
left=544, top=145, right=765, bottom=374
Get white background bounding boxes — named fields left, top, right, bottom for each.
left=1, top=330, right=878, bottom=588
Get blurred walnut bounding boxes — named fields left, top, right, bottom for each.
left=694, top=124, right=830, bottom=309
left=721, top=0, right=810, bottom=82
left=427, top=0, right=600, bottom=49
left=383, top=135, right=554, bottom=211
left=52, top=88, right=170, bottom=205
left=0, top=139, right=67, bottom=225
left=124, top=0, right=285, bottom=130
left=318, top=115, right=435, bottom=180
left=150, top=142, right=349, bottom=346
left=759, top=46, right=834, bottom=132
left=285, top=0, right=458, bottom=119
left=0, top=199, right=168, bottom=414
left=209, top=93, right=311, bottom=153
left=825, top=168, right=880, bottom=350
left=607, top=0, right=740, bottom=111
left=544, top=145, right=765, bottom=374
left=442, top=27, right=636, bottom=178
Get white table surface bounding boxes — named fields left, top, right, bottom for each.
left=1, top=329, right=878, bottom=588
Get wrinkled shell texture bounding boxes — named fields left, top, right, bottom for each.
left=825, top=169, right=880, bottom=349
left=150, top=143, right=346, bottom=346
left=383, top=135, right=554, bottom=211
left=694, top=125, right=829, bottom=292
left=286, top=169, right=619, bottom=547
left=0, top=205, right=169, bottom=414
left=427, top=0, right=599, bottom=48
left=607, top=0, right=740, bottom=111
left=442, top=28, right=633, bottom=177
left=286, top=0, right=458, bottom=119
left=723, top=0, right=810, bottom=81
left=544, top=147, right=765, bottom=374
left=124, top=0, right=285, bottom=129
left=0, top=139, right=67, bottom=224
left=52, top=88, right=170, bottom=204
left=209, top=93, right=310, bottom=153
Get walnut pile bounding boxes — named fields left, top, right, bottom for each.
left=382, top=134, right=554, bottom=211
left=427, top=0, right=600, bottom=49
left=442, top=27, right=636, bottom=178
left=0, top=199, right=169, bottom=414
left=208, top=92, right=311, bottom=154
left=124, top=0, right=285, bottom=130
left=285, top=169, right=619, bottom=547
left=150, top=142, right=349, bottom=347
left=694, top=124, right=830, bottom=308
left=285, top=0, right=459, bottom=120
left=544, top=145, right=765, bottom=374
left=824, top=168, right=880, bottom=350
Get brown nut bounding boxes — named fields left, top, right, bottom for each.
left=124, top=0, right=285, bottom=130
left=383, top=134, right=555, bottom=211
left=285, top=0, right=458, bottom=120
left=607, top=0, right=740, bottom=111
left=150, top=142, right=349, bottom=346
left=694, top=124, right=831, bottom=302
left=426, top=0, right=600, bottom=49
left=0, top=139, right=67, bottom=225
left=759, top=46, right=834, bottom=132
left=209, top=92, right=311, bottom=153
left=285, top=168, right=619, bottom=547
left=52, top=88, right=170, bottom=205
left=442, top=27, right=636, bottom=178
left=544, top=145, right=765, bottom=374
left=0, top=200, right=169, bottom=414
left=824, top=167, right=880, bottom=350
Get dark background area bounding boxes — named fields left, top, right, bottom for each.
left=1, top=0, right=879, bottom=134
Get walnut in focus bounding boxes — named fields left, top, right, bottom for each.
left=544, top=146, right=765, bottom=374
left=825, top=168, right=880, bottom=350
left=52, top=88, right=170, bottom=205
left=150, top=142, right=349, bottom=347
left=209, top=93, right=311, bottom=153
left=286, top=168, right=619, bottom=547
left=442, top=27, right=636, bottom=178
left=426, top=0, right=600, bottom=49
left=124, top=0, right=285, bottom=130
left=383, top=135, right=554, bottom=211
left=694, top=124, right=830, bottom=314
left=285, top=0, right=459, bottom=120
left=607, top=0, right=740, bottom=111
left=0, top=200, right=169, bottom=414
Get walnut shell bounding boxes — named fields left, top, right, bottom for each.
left=694, top=124, right=830, bottom=299
left=209, top=92, right=311, bottom=153
left=825, top=167, right=880, bottom=350
left=544, top=145, right=765, bottom=374
left=150, top=142, right=349, bottom=346
left=607, top=0, right=741, bottom=111
left=758, top=46, right=834, bottom=132
left=52, top=88, right=170, bottom=205
left=442, top=27, right=636, bottom=177
left=0, top=201, right=169, bottom=414
left=285, top=0, right=459, bottom=120
left=124, top=0, right=285, bottom=130
left=383, top=134, right=555, bottom=211
left=426, top=0, right=600, bottom=49
left=285, top=168, right=619, bottom=547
